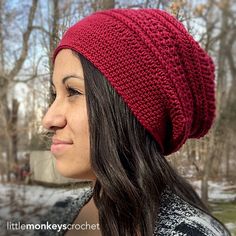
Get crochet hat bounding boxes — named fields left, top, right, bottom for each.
left=53, top=9, right=216, bottom=156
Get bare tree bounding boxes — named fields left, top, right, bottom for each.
left=0, top=0, right=38, bottom=181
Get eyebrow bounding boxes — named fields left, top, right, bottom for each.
left=50, top=75, right=84, bottom=86
left=62, top=75, right=84, bottom=84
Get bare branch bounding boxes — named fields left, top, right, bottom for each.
left=13, top=74, right=38, bottom=84
left=8, top=0, right=38, bottom=80
left=13, top=55, right=45, bottom=84
left=31, top=26, right=51, bottom=37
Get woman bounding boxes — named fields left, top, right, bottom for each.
left=39, top=8, right=230, bottom=236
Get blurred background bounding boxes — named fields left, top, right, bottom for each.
left=0, top=0, right=235, bottom=235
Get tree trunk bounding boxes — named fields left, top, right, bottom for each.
left=11, top=98, right=19, bottom=164
left=216, top=0, right=229, bottom=116
left=49, top=0, right=59, bottom=77
left=0, top=0, right=4, bottom=71
left=0, top=0, right=38, bottom=181
left=101, top=0, right=115, bottom=9
left=201, top=153, right=214, bottom=203
left=201, top=129, right=215, bottom=204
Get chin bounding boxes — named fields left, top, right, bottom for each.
left=56, top=162, right=96, bottom=181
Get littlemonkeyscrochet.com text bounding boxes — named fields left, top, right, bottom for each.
left=6, top=221, right=100, bottom=232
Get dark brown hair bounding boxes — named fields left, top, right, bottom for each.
left=74, top=51, right=229, bottom=236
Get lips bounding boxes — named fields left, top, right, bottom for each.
left=51, top=137, right=73, bottom=155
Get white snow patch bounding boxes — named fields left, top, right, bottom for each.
left=0, top=183, right=90, bottom=236
left=225, top=222, right=236, bottom=231
left=191, top=180, right=236, bottom=201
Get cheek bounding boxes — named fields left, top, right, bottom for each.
left=70, top=109, right=89, bottom=139
left=60, top=109, right=92, bottom=179
left=69, top=106, right=90, bottom=154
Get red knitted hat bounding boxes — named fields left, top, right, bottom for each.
left=53, top=9, right=216, bottom=156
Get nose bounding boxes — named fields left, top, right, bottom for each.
left=42, top=101, right=66, bottom=131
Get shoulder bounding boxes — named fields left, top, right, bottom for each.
left=34, top=187, right=93, bottom=236
left=153, top=189, right=230, bottom=236
left=43, top=187, right=93, bottom=223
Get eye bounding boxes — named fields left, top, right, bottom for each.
left=66, top=85, right=82, bottom=97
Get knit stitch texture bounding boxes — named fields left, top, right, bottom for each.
left=53, top=9, right=216, bottom=155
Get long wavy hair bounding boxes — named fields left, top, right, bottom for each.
left=74, top=51, right=228, bottom=236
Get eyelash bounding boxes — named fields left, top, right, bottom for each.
left=65, top=85, right=82, bottom=97
left=49, top=86, right=82, bottom=104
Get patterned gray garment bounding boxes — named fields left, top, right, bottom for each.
left=34, top=187, right=230, bottom=236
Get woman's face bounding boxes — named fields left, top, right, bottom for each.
left=42, top=49, right=96, bottom=180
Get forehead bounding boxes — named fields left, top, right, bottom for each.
left=53, top=49, right=84, bottom=80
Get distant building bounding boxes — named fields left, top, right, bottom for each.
left=30, top=151, right=80, bottom=185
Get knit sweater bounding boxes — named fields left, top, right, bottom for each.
left=34, top=187, right=230, bottom=236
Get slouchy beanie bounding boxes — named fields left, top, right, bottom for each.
left=53, top=9, right=216, bottom=156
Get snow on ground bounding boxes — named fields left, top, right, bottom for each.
left=0, top=183, right=89, bottom=207
left=191, top=180, right=236, bottom=235
left=226, top=222, right=236, bottom=234
left=0, top=183, right=90, bottom=236
left=191, top=180, right=236, bottom=202
left=0, top=183, right=90, bottom=217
